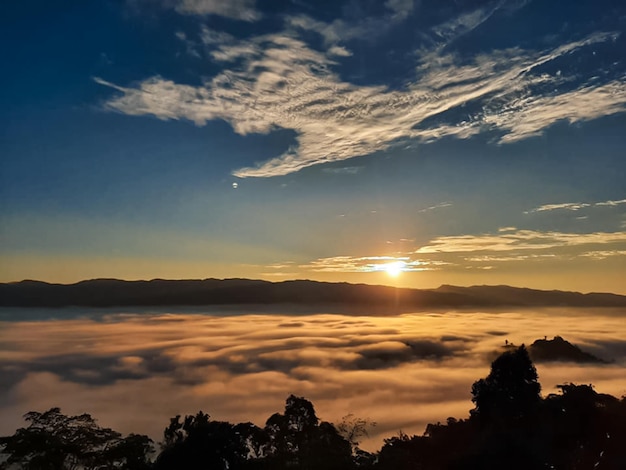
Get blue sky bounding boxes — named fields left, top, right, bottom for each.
left=1, top=0, right=625, bottom=292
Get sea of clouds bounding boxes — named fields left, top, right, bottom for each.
left=1, top=307, right=624, bottom=450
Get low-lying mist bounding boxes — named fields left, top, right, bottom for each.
left=1, top=307, right=624, bottom=450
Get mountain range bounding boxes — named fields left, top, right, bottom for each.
left=1, top=279, right=626, bottom=309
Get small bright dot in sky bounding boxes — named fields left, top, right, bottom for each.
left=232, top=182, right=238, bottom=189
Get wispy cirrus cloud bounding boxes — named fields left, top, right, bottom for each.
left=321, top=166, right=363, bottom=175
left=525, top=198, right=626, bottom=214
left=145, top=0, right=260, bottom=21
left=98, top=4, right=626, bottom=177
left=596, top=199, right=626, bottom=207
left=287, top=0, right=416, bottom=48
left=579, top=250, right=626, bottom=260
left=465, top=253, right=559, bottom=263
left=416, top=229, right=626, bottom=254
left=418, top=202, right=453, bottom=213
left=296, top=228, right=626, bottom=275
left=525, top=202, right=592, bottom=213
left=326, top=45, right=352, bottom=57
left=260, top=261, right=300, bottom=277
left=429, top=1, right=507, bottom=45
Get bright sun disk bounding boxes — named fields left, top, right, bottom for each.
left=383, top=261, right=405, bottom=277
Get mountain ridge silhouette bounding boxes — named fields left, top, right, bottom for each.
left=2, top=278, right=626, bottom=309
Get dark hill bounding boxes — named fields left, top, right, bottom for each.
left=436, top=284, right=626, bottom=307
left=529, top=336, right=608, bottom=363
left=1, top=279, right=626, bottom=309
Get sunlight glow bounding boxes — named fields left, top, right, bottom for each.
left=383, top=261, right=406, bottom=277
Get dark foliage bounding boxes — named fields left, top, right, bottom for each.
left=261, top=395, right=353, bottom=470
left=471, top=344, right=541, bottom=422
left=154, top=411, right=259, bottom=470
left=0, top=407, right=153, bottom=469
left=2, top=347, right=625, bottom=469
left=376, top=346, right=626, bottom=470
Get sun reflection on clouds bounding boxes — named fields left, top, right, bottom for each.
left=380, top=260, right=406, bottom=277
left=298, top=256, right=447, bottom=273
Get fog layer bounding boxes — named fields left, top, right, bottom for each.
left=1, top=308, right=624, bottom=450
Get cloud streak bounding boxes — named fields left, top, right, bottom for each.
left=286, top=0, right=416, bottom=47
left=525, top=199, right=626, bottom=214
left=415, top=229, right=626, bottom=254
left=418, top=202, right=453, bottom=213
left=148, top=0, right=260, bottom=21
left=95, top=6, right=626, bottom=178
left=295, top=227, right=626, bottom=275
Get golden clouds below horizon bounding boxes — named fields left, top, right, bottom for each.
left=1, top=308, right=625, bottom=450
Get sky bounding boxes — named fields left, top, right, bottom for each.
left=1, top=0, right=625, bottom=293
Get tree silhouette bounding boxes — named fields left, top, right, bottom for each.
left=377, top=432, right=429, bottom=470
left=0, top=407, right=153, bottom=470
left=337, top=414, right=377, bottom=467
left=471, top=345, right=541, bottom=422
left=466, top=346, right=546, bottom=468
left=543, top=383, right=626, bottom=469
left=155, top=411, right=262, bottom=470
left=263, top=395, right=353, bottom=470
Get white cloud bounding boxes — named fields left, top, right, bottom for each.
left=96, top=8, right=626, bottom=177
left=579, top=250, right=626, bottom=260
left=490, top=79, right=626, bottom=144
left=385, top=0, right=415, bottom=21
left=416, top=229, right=626, bottom=254
left=327, top=45, right=352, bottom=57
left=297, top=228, right=626, bottom=275
left=418, top=202, right=453, bottom=213
left=465, top=254, right=558, bottom=262
left=525, top=202, right=592, bottom=213
left=321, top=166, right=363, bottom=175
left=294, top=228, right=626, bottom=275
left=430, top=2, right=501, bottom=44
left=200, top=26, right=235, bottom=46
left=175, top=30, right=201, bottom=58
left=287, top=0, right=414, bottom=47
left=260, top=272, right=300, bottom=277
left=174, top=0, right=260, bottom=21
left=526, top=198, right=626, bottom=213
left=595, top=199, right=626, bottom=207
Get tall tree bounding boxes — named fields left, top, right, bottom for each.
left=264, top=395, right=353, bottom=470
left=471, top=345, right=541, bottom=422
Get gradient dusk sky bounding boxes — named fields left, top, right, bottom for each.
left=1, top=0, right=625, bottom=292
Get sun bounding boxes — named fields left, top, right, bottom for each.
left=383, top=261, right=405, bottom=277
